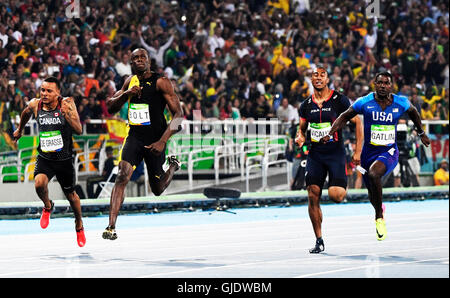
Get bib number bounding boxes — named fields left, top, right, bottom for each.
left=370, top=124, right=395, bottom=146
left=40, top=131, right=63, bottom=152
left=128, top=103, right=150, bottom=125
left=310, top=122, right=331, bottom=142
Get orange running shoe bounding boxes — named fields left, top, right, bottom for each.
left=40, top=200, right=54, bottom=229
left=76, top=227, right=86, bottom=247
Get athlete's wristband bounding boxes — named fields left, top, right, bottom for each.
left=417, top=130, right=425, bottom=136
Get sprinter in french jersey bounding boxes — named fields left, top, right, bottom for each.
left=102, top=48, right=183, bottom=240
left=320, top=72, right=431, bottom=241
left=13, top=76, right=86, bottom=247
left=295, top=66, right=363, bottom=253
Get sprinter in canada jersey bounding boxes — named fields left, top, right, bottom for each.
left=13, top=76, right=86, bottom=247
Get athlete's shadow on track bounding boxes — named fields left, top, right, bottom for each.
left=45, top=253, right=225, bottom=268
left=44, top=252, right=95, bottom=263
left=318, top=253, right=417, bottom=263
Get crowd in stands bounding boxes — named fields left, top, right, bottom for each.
left=0, top=0, right=448, bottom=136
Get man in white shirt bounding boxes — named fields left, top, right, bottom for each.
left=115, top=53, right=132, bottom=77
left=293, top=0, right=310, bottom=15
left=0, top=25, right=8, bottom=48
left=139, top=30, right=174, bottom=69
left=277, top=98, right=299, bottom=123
left=71, top=45, right=84, bottom=67
left=207, top=27, right=225, bottom=57
left=364, top=25, right=378, bottom=50
left=236, top=39, right=250, bottom=59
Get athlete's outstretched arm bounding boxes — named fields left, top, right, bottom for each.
left=407, top=105, right=431, bottom=147
left=13, top=98, right=39, bottom=142
left=106, top=75, right=139, bottom=114
left=61, top=97, right=83, bottom=135
left=349, top=114, right=363, bottom=165
left=145, top=77, right=183, bottom=155
left=320, top=107, right=358, bottom=144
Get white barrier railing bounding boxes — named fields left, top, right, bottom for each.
left=245, top=155, right=264, bottom=193
left=261, top=145, right=291, bottom=191
left=21, top=119, right=448, bottom=137
left=214, top=143, right=242, bottom=185
left=187, top=148, right=215, bottom=189
left=7, top=119, right=448, bottom=192
left=0, top=164, right=21, bottom=183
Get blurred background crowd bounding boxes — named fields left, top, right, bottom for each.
left=1, top=0, right=448, bottom=130
left=0, top=0, right=448, bottom=188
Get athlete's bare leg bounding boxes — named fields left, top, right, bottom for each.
left=328, top=186, right=346, bottom=203
left=34, top=174, right=52, bottom=209
left=65, top=191, right=84, bottom=230
left=367, top=160, right=387, bottom=219
left=107, top=160, right=133, bottom=229
left=149, top=160, right=179, bottom=196
left=307, top=184, right=323, bottom=239
left=308, top=185, right=346, bottom=239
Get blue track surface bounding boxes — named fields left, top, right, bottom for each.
left=1, top=199, right=447, bottom=235
left=0, top=199, right=448, bottom=278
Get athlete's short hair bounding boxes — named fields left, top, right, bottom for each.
left=43, top=76, right=61, bottom=90
left=313, top=64, right=328, bottom=76
left=131, top=47, right=149, bottom=59
left=375, top=71, right=393, bottom=83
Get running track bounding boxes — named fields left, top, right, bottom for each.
left=0, top=199, right=448, bottom=278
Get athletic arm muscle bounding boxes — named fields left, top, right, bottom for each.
left=61, top=97, right=83, bottom=135
left=106, top=76, right=132, bottom=114
left=328, top=107, right=358, bottom=137
left=158, top=77, right=184, bottom=144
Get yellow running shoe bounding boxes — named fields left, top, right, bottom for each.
left=102, top=227, right=117, bottom=240
left=375, top=218, right=386, bottom=241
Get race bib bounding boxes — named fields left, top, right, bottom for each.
left=370, top=124, right=395, bottom=146
left=310, top=122, right=332, bottom=142
left=128, top=103, right=151, bottom=125
left=40, top=130, right=63, bottom=152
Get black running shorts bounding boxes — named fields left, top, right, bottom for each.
left=304, top=148, right=347, bottom=189
left=119, top=134, right=166, bottom=183
left=34, top=155, right=75, bottom=194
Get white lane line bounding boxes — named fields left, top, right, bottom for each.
left=0, top=224, right=448, bottom=265
left=0, top=208, right=447, bottom=277
left=1, top=211, right=447, bottom=238
left=137, top=246, right=449, bottom=278
left=0, top=217, right=447, bottom=257
left=1, top=236, right=448, bottom=278
left=293, top=257, right=450, bottom=278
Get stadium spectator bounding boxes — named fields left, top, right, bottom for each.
left=421, top=102, right=438, bottom=121
left=434, top=159, right=449, bottom=186
left=276, top=97, right=299, bottom=123
left=115, top=53, right=132, bottom=77
left=271, top=45, right=292, bottom=77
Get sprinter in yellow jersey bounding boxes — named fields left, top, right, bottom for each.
left=102, top=48, right=183, bottom=240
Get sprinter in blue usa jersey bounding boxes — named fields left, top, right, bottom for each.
left=320, top=72, right=430, bottom=241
